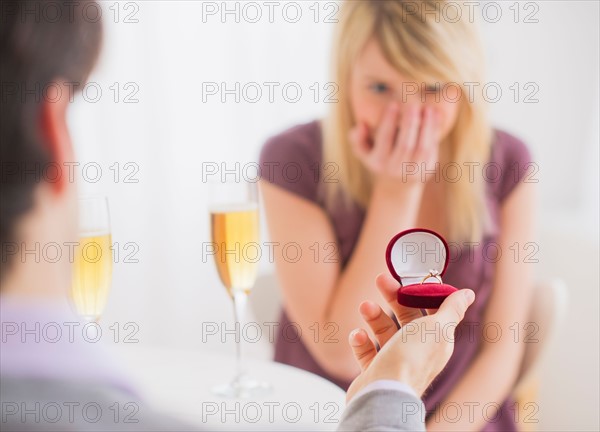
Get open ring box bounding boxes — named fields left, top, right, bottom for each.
left=386, top=228, right=458, bottom=309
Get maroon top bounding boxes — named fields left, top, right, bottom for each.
left=259, top=120, right=533, bottom=432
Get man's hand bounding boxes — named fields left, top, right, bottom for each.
left=346, top=273, right=475, bottom=402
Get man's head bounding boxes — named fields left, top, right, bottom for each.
left=1, top=1, right=102, bottom=288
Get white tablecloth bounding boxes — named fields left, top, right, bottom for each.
left=117, top=345, right=347, bottom=430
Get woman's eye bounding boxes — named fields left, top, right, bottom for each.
left=424, top=84, right=441, bottom=92
left=369, top=82, right=389, bottom=94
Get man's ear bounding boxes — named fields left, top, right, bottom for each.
left=38, top=82, right=74, bottom=195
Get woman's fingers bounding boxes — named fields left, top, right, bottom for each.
left=349, top=122, right=371, bottom=161
left=372, top=102, right=399, bottom=163
left=390, top=104, right=421, bottom=166
left=358, top=300, right=398, bottom=348
left=375, top=273, right=424, bottom=326
left=414, top=106, right=438, bottom=164
left=352, top=103, right=441, bottom=184
left=348, top=328, right=377, bottom=371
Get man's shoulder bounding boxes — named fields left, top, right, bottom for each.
left=0, top=375, right=198, bottom=431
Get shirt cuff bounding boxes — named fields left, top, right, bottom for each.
left=348, top=380, right=420, bottom=405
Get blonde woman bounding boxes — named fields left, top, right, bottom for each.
left=259, top=1, right=535, bottom=430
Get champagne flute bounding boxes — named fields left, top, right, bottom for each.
left=208, top=179, right=270, bottom=398
left=70, top=196, right=113, bottom=322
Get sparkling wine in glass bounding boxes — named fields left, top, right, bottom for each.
left=209, top=180, right=270, bottom=398
left=70, top=196, right=113, bottom=322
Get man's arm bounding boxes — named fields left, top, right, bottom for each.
left=338, top=387, right=426, bottom=432
left=338, top=275, right=475, bottom=431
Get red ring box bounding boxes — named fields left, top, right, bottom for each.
left=386, top=228, right=457, bottom=309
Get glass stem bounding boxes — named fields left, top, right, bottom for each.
left=231, top=290, right=247, bottom=387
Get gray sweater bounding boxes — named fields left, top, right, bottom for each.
left=1, top=376, right=425, bottom=431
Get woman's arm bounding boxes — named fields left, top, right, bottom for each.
left=426, top=178, right=537, bottom=431
left=260, top=178, right=423, bottom=381
left=261, top=104, right=439, bottom=382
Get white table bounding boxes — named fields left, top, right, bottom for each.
left=117, top=345, right=347, bottom=430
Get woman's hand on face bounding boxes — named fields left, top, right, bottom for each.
left=350, top=102, right=441, bottom=190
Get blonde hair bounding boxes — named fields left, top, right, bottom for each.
left=322, top=0, right=493, bottom=243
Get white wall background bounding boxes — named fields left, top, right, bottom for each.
left=67, top=1, right=599, bottom=430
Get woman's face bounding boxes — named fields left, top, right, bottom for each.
left=349, top=38, right=460, bottom=141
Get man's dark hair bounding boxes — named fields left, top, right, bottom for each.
left=0, top=1, right=103, bottom=276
